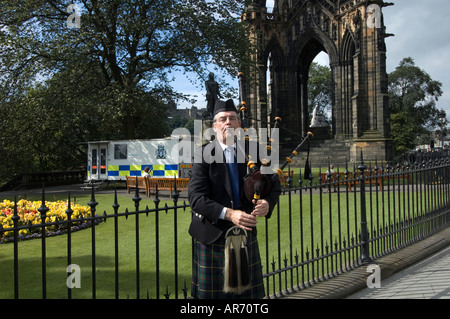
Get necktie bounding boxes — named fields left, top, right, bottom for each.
left=225, top=146, right=240, bottom=209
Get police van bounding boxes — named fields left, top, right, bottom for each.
left=85, top=138, right=192, bottom=182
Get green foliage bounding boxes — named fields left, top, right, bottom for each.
left=308, top=62, right=332, bottom=119
left=0, top=0, right=253, bottom=184
left=168, top=115, right=195, bottom=135
left=389, top=112, right=423, bottom=154
left=388, top=57, right=443, bottom=154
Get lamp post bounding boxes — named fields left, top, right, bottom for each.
left=437, top=110, right=447, bottom=148
left=358, top=150, right=373, bottom=264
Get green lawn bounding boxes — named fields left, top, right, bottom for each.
left=0, top=178, right=439, bottom=299
left=0, top=193, right=192, bottom=299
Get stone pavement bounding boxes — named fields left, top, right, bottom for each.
left=346, top=244, right=450, bottom=299
left=281, top=226, right=450, bottom=299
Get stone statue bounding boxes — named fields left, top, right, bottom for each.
left=310, top=104, right=328, bottom=127
left=205, top=72, right=222, bottom=118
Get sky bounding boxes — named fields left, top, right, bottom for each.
left=174, top=0, right=450, bottom=120
left=383, top=0, right=450, bottom=119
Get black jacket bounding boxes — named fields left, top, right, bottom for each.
left=188, top=140, right=281, bottom=244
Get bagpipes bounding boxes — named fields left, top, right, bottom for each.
left=237, top=72, right=314, bottom=203
left=223, top=72, right=313, bottom=294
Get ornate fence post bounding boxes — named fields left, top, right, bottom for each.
left=87, top=184, right=98, bottom=299
left=37, top=184, right=49, bottom=298
left=12, top=197, right=19, bottom=299
left=133, top=176, right=142, bottom=299
left=66, top=193, right=73, bottom=299
left=358, top=152, right=374, bottom=264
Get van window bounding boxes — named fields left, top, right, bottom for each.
left=100, top=148, right=107, bottom=174
left=92, top=149, right=97, bottom=174
left=114, top=144, right=127, bottom=159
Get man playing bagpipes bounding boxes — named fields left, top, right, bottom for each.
left=188, top=99, right=281, bottom=299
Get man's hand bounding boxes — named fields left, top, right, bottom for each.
left=225, top=199, right=270, bottom=231
left=251, top=199, right=270, bottom=217
left=225, top=208, right=257, bottom=232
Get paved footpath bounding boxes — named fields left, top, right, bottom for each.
left=346, top=245, right=450, bottom=299
left=282, top=226, right=450, bottom=299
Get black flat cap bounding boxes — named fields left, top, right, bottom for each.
left=213, top=99, right=238, bottom=116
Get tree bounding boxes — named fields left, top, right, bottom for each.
left=0, top=0, right=253, bottom=184
left=1, top=0, right=252, bottom=137
left=388, top=57, right=443, bottom=154
left=308, top=61, right=332, bottom=122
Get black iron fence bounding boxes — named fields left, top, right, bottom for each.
left=1, top=155, right=449, bottom=299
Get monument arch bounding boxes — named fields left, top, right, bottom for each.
left=241, top=0, right=394, bottom=164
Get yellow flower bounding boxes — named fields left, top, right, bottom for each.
left=1, top=199, right=92, bottom=241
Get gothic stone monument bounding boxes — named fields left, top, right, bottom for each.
left=241, top=0, right=394, bottom=164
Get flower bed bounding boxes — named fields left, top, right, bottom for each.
left=0, top=199, right=98, bottom=243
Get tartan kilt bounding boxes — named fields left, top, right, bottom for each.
left=191, top=231, right=265, bottom=299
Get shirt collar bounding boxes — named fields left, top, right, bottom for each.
left=218, top=140, right=235, bottom=152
